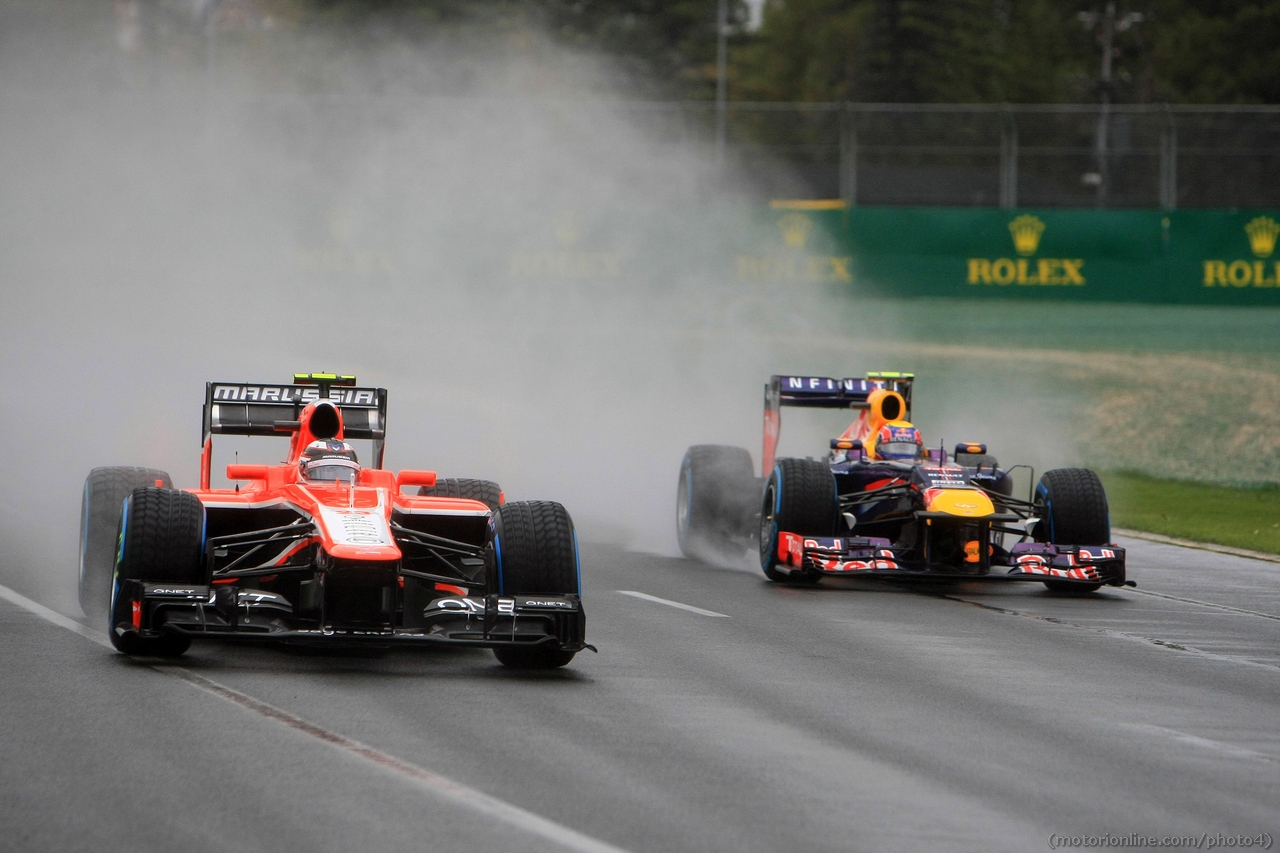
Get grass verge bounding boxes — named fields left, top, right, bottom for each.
left=1100, top=471, right=1280, bottom=555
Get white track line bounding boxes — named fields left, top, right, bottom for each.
left=1115, top=527, right=1280, bottom=565
left=1121, top=723, right=1279, bottom=764
left=160, top=668, right=631, bottom=853
left=0, top=585, right=112, bottom=649
left=1127, top=587, right=1280, bottom=622
left=617, top=590, right=729, bottom=618
left=0, top=582, right=630, bottom=853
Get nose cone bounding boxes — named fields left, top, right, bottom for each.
left=927, top=489, right=995, bottom=518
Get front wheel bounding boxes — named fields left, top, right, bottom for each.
left=108, top=487, right=205, bottom=657
left=79, top=467, right=172, bottom=620
left=486, top=500, right=581, bottom=669
left=1035, top=468, right=1110, bottom=593
left=759, top=458, right=837, bottom=584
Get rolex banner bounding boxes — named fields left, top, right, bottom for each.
left=751, top=206, right=1280, bottom=304
left=292, top=201, right=1279, bottom=305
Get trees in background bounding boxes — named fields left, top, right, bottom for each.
left=733, top=0, right=1101, bottom=102
left=77, top=0, right=1280, bottom=103
left=1150, top=0, right=1280, bottom=103
left=539, top=0, right=1280, bottom=104
left=730, top=0, right=1280, bottom=104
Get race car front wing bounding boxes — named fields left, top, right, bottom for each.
left=773, top=533, right=1129, bottom=587
left=111, top=581, right=592, bottom=651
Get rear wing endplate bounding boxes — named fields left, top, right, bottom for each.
left=763, top=373, right=913, bottom=475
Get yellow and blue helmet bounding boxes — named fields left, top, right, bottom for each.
left=873, top=422, right=923, bottom=461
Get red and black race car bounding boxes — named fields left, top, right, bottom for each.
left=678, top=372, right=1131, bottom=593
left=79, top=374, right=590, bottom=668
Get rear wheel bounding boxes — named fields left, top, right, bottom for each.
left=419, top=478, right=502, bottom=511
left=1035, top=468, right=1110, bottom=593
left=79, top=467, right=172, bottom=619
left=487, top=500, right=581, bottom=669
left=108, top=487, right=205, bottom=657
left=759, top=458, right=837, bottom=583
left=677, top=445, right=757, bottom=559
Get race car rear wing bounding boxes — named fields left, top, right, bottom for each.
left=763, top=372, right=913, bottom=475
left=202, top=379, right=388, bottom=469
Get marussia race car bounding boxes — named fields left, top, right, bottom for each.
left=79, top=374, right=591, bottom=668
left=677, top=372, right=1132, bottom=593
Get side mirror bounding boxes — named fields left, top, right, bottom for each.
left=830, top=438, right=863, bottom=460
left=954, top=442, right=987, bottom=457
left=397, top=470, right=438, bottom=492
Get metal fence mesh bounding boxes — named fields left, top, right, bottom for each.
left=196, top=96, right=1280, bottom=209
left=11, top=92, right=1278, bottom=209
left=695, top=103, right=1280, bottom=208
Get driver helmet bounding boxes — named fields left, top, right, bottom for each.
left=873, top=422, right=923, bottom=461
left=300, top=439, right=360, bottom=484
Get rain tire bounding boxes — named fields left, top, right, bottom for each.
left=486, top=500, right=580, bottom=669
left=79, top=467, right=172, bottom=619
left=108, top=487, right=205, bottom=657
left=677, top=445, right=757, bottom=560
left=1035, top=468, right=1110, bottom=593
left=759, top=458, right=837, bottom=584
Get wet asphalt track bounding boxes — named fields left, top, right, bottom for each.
left=1, top=535, right=1278, bottom=853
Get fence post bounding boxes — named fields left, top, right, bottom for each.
left=999, top=105, right=1018, bottom=209
left=714, top=0, right=728, bottom=171
left=1160, top=106, right=1177, bottom=210
left=840, top=104, right=858, bottom=206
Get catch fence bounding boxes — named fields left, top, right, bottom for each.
left=8, top=91, right=1278, bottom=208
left=665, top=102, right=1280, bottom=209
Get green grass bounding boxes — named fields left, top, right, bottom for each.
left=843, top=297, right=1280, bottom=354
left=1100, top=471, right=1280, bottom=555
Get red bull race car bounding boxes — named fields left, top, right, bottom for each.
left=677, top=372, right=1131, bottom=593
left=78, top=374, right=590, bottom=668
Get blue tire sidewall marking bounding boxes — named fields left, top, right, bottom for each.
left=78, top=480, right=90, bottom=586
left=198, top=504, right=208, bottom=570
left=1035, top=483, right=1054, bottom=541
left=109, top=495, right=131, bottom=633
left=830, top=472, right=839, bottom=533
left=494, top=531, right=505, bottom=596
left=678, top=462, right=693, bottom=538
left=762, top=467, right=783, bottom=569
left=108, top=577, right=119, bottom=634
left=117, top=495, right=130, bottom=567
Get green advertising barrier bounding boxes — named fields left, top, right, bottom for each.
left=739, top=205, right=1280, bottom=304
left=294, top=200, right=1280, bottom=307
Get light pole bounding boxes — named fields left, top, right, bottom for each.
left=714, top=0, right=728, bottom=170
left=1079, top=3, right=1143, bottom=207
